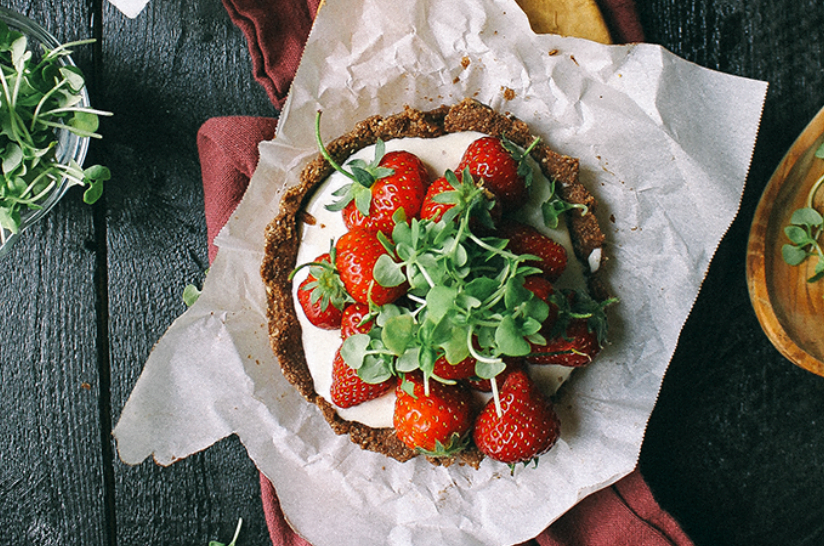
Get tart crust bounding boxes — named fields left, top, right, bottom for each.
left=261, top=98, right=607, bottom=466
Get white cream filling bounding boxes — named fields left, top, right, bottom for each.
left=292, top=132, right=598, bottom=428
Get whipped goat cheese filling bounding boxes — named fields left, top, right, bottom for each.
left=292, top=132, right=597, bottom=428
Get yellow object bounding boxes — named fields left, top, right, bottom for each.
left=316, top=0, right=611, bottom=44
left=514, top=0, right=612, bottom=43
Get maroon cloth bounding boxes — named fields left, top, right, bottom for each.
left=257, top=466, right=693, bottom=546
left=222, top=0, right=321, bottom=110
left=596, top=0, right=645, bottom=43
left=198, top=1, right=688, bottom=545
left=197, top=116, right=278, bottom=263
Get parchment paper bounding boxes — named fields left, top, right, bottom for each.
left=113, top=0, right=768, bottom=544
left=107, top=0, right=149, bottom=18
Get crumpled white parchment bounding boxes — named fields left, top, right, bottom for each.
left=107, top=0, right=149, bottom=18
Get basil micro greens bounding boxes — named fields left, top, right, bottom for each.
left=0, top=21, right=111, bottom=241
left=782, top=142, right=824, bottom=285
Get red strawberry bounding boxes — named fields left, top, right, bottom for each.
left=317, top=114, right=430, bottom=235
left=330, top=347, right=394, bottom=408
left=419, top=170, right=500, bottom=228
left=335, top=228, right=408, bottom=306
left=473, top=369, right=560, bottom=465
left=498, top=220, right=568, bottom=282
left=433, top=354, right=477, bottom=381
left=522, top=275, right=559, bottom=333
left=468, top=358, right=524, bottom=393
left=340, top=302, right=374, bottom=339
left=340, top=150, right=429, bottom=235
left=419, top=175, right=457, bottom=223
left=456, top=136, right=538, bottom=213
left=394, top=373, right=474, bottom=456
left=295, top=253, right=348, bottom=329
left=527, top=318, right=601, bottom=367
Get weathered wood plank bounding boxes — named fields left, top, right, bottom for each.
left=0, top=2, right=107, bottom=544
left=98, top=0, right=275, bottom=544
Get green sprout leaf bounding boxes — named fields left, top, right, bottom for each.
left=782, top=176, right=824, bottom=287
left=182, top=284, right=202, bottom=307
left=209, top=518, right=243, bottom=546
left=0, top=32, right=112, bottom=245
left=182, top=268, right=209, bottom=307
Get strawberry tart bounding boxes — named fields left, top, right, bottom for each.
left=261, top=98, right=613, bottom=469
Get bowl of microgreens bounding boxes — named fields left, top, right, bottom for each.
left=0, top=7, right=110, bottom=258
left=747, top=104, right=824, bottom=376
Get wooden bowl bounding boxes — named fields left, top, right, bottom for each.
left=747, top=105, right=824, bottom=376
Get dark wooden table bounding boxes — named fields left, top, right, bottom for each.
left=2, top=0, right=823, bottom=545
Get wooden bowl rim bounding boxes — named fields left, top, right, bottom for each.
left=746, top=104, right=824, bottom=376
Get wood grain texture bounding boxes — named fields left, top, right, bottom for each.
left=96, top=0, right=274, bottom=544
left=0, top=3, right=107, bottom=546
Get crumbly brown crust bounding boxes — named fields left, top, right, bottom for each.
left=261, top=98, right=607, bottom=466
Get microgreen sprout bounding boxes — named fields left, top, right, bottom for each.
left=183, top=268, right=209, bottom=307
left=209, top=518, right=243, bottom=546
left=338, top=171, right=610, bottom=417
left=299, top=118, right=617, bottom=426
left=782, top=142, right=824, bottom=286
left=315, top=110, right=394, bottom=216
left=0, top=21, right=112, bottom=243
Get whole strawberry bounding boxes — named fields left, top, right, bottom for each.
left=341, top=150, right=429, bottom=235
left=330, top=347, right=394, bottom=408
left=295, top=253, right=349, bottom=329
left=394, top=373, right=474, bottom=457
left=527, top=318, right=601, bottom=367
left=433, top=354, right=477, bottom=381
left=340, top=302, right=374, bottom=339
left=456, top=136, right=539, bottom=213
left=419, top=169, right=500, bottom=229
left=317, top=113, right=429, bottom=235
left=335, top=228, right=407, bottom=306
left=498, top=220, right=568, bottom=283
left=473, top=369, right=560, bottom=466
left=419, top=174, right=458, bottom=223
left=467, top=357, right=524, bottom=393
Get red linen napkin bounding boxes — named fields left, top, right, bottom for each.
left=197, top=1, right=685, bottom=545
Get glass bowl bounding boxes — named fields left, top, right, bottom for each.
left=0, top=7, right=90, bottom=258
